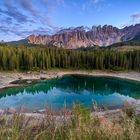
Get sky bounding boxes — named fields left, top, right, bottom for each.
left=0, top=0, right=140, bottom=41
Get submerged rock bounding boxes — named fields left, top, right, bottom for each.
left=37, top=109, right=46, bottom=113
left=27, top=80, right=32, bottom=84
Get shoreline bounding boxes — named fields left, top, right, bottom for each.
left=0, top=70, right=140, bottom=116
left=0, top=70, right=140, bottom=89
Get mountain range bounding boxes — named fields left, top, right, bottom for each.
left=11, top=24, right=140, bottom=49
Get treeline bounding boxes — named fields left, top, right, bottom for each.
left=108, top=36, right=140, bottom=48
left=109, top=42, right=140, bottom=48
left=0, top=45, right=140, bottom=71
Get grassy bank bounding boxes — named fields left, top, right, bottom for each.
left=0, top=104, right=140, bottom=140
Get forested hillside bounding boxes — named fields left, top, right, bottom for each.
left=0, top=45, right=140, bottom=71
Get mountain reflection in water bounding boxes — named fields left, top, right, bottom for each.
left=0, top=75, right=140, bottom=111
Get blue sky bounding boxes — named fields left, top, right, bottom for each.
left=0, top=0, right=140, bottom=41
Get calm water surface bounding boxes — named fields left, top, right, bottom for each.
left=0, top=74, right=140, bottom=111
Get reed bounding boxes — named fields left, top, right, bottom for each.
left=0, top=104, right=140, bottom=140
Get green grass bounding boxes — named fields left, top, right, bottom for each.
left=0, top=104, right=140, bottom=140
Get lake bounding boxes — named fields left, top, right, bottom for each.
left=0, top=74, right=140, bottom=111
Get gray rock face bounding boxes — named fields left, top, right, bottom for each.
left=27, top=24, right=140, bottom=49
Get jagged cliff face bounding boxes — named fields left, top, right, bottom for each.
left=27, top=24, right=140, bottom=49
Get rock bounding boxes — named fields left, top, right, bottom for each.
left=18, top=77, right=22, bottom=80
left=37, top=109, right=46, bottom=113
left=26, top=23, right=140, bottom=48
left=40, top=77, right=46, bottom=80
left=33, top=110, right=38, bottom=113
left=27, top=71, right=32, bottom=74
left=40, top=70, right=47, bottom=74
left=27, top=80, right=32, bottom=84
left=57, top=75, right=62, bottom=78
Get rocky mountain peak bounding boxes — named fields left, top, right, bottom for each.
left=27, top=23, right=140, bottom=49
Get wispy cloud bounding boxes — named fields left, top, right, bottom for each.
left=42, top=0, right=65, bottom=10
left=81, top=0, right=108, bottom=13
left=0, top=0, right=63, bottom=40
left=131, top=12, right=140, bottom=22
left=17, top=0, right=56, bottom=28
left=90, top=0, right=104, bottom=4
left=119, top=12, right=140, bottom=28
left=0, top=23, right=53, bottom=39
left=0, top=0, right=29, bottom=23
left=56, top=0, right=65, bottom=7
left=17, top=0, right=37, bottom=16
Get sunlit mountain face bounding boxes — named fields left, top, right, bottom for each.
left=26, top=24, right=140, bottom=49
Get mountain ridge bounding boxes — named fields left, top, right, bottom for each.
left=9, top=24, right=140, bottom=49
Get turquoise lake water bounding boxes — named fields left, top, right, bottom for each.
left=0, top=74, right=140, bottom=111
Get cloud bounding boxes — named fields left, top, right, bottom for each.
left=119, top=12, right=140, bottom=28
left=1, top=0, right=29, bottom=23
left=81, top=0, right=106, bottom=12
left=56, top=0, right=65, bottom=7
left=0, top=25, right=21, bottom=36
left=0, top=0, right=62, bottom=40
left=17, top=0, right=37, bottom=16
left=21, top=27, right=53, bottom=36
left=43, top=0, right=65, bottom=8
left=131, top=12, right=140, bottom=22
left=90, top=0, right=103, bottom=4
left=2, top=17, right=13, bottom=24
left=17, top=0, right=59, bottom=30
left=0, top=23, right=54, bottom=39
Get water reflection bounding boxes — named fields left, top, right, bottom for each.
left=0, top=74, right=140, bottom=111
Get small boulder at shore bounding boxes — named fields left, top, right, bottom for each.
left=18, top=77, right=22, bottom=80
left=40, top=77, right=46, bottom=80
